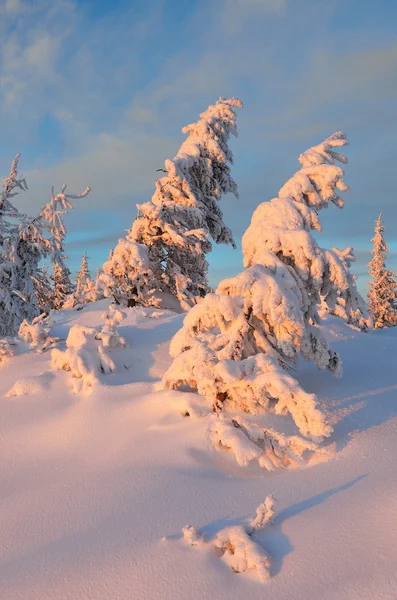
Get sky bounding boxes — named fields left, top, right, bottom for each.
left=1, top=0, right=397, bottom=293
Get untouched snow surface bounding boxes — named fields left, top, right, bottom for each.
left=1, top=300, right=397, bottom=600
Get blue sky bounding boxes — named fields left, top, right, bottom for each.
left=1, top=0, right=397, bottom=293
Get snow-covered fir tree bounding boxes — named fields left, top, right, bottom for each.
left=42, top=184, right=91, bottom=310
left=367, top=213, right=397, bottom=328
left=320, top=246, right=370, bottom=329
left=51, top=262, right=73, bottom=310
left=0, top=155, right=49, bottom=335
left=99, top=239, right=158, bottom=307
left=129, top=97, right=242, bottom=306
left=32, top=266, right=53, bottom=315
left=0, top=155, right=90, bottom=332
left=163, top=131, right=357, bottom=469
left=73, top=251, right=95, bottom=304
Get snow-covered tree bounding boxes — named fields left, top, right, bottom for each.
left=0, top=155, right=47, bottom=335
left=320, top=246, right=370, bottom=329
left=42, top=184, right=91, bottom=310
left=367, top=213, right=397, bottom=328
left=75, top=252, right=93, bottom=297
left=19, top=313, right=58, bottom=353
left=97, top=304, right=128, bottom=348
left=163, top=132, right=357, bottom=467
left=51, top=261, right=73, bottom=310
left=99, top=239, right=158, bottom=307
left=0, top=155, right=90, bottom=333
left=32, top=266, right=53, bottom=314
left=63, top=251, right=97, bottom=307
left=52, top=307, right=127, bottom=394
left=129, top=97, right=242, bottom=306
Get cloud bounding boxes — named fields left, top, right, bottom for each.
left=2, top=0, right=397, bottom=289
left=23, top=131, right=179, bottom=213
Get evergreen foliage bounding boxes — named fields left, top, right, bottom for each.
left=368, top=213, right=397, bottom=328
left=129, top=97, right=242, bottom=306
left=163, top=131, right=358, bottom=467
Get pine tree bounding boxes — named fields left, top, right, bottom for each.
left=321, top=246, right=370, bottom=329
left=32, top=265, right=53, bottom=314
left=0, top=155, right=47, bottom=334
left=367, top=213, right=397, bottom=328
left=0, top=156, right=90, bottom=332
left=42, top=184, right=91, bottom=310
left=163, top=131, right=355, bottom=469
left=51, top=262, right=73, bottom=310
left=74, top=252, right=95, bottom=302
left=99, top=239, right=158, bottom=307
left=129, top=97, right=242, bottom=306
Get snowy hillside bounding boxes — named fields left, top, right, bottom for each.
left=1, top=301, right=397, bottom=600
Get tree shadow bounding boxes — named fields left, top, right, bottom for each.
left=99, top=319, right=180, bottom=388
left=263, top=474, right=367, bottom=574
left=325, top=385, right=397, bottom=452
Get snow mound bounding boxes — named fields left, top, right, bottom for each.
left=6, top=376, right=48, bottom=397
left=180, top=496, right=276, bottom=583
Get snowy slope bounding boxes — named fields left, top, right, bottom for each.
left=1, top=301, right=397, bottom=600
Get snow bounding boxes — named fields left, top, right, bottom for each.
left=1, top=301, right=397, bottom=599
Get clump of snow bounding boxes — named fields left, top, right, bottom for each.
left=181, top=525, right=203, bottom=547
left=51, top=321, right=123, bottom=394
left=0, top=338, right=16, bottom=365
left=214, top=526, right=271, bottom=582
left=5, top=376, right=48, bottom=397
left=210, top=415, right=321, bottom=470
left=181, top=496, right=276, bottom=582
left=18, top=313, right=59, bottom=353
left=248, top=495, right=276, bottom=532
left=97, top=304, right=128, bottom=348
left=163, top=288, right=332, bottom=442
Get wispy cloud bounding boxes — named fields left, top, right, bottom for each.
left=1, top=0, right=397, bottom=285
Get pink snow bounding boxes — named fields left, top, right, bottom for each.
left=1, top=300, right=397, bottom=599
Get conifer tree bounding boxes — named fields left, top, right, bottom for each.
left=99, top=239, right=157, bottom=307
left=129, top=97, right=242, bottom=306
left=42, top=184, right=91, bottom=310
left=75, top=252, right=94, bottom=301
left=0, top=156, right=90, bottom=331
left=163, top=131, right=356, bottom=470
left=32, top=265, right=53, bottom=315
left=367, top=213, right=397, bottom=328
left=51, top=262, right=73, bottom=310
left=0, top=155, right=48, bottom=334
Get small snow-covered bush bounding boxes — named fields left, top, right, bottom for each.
left=0, top=338, right=16, bottom=365
left=97, top=304, right=128, bottom=348
left=18, top=313, right=59, bottom=353
left=51, top=322, right=124, bottom=394
left=100, top=240, right=158, bottom=307
left=181, top=495, right=276, bottom=582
